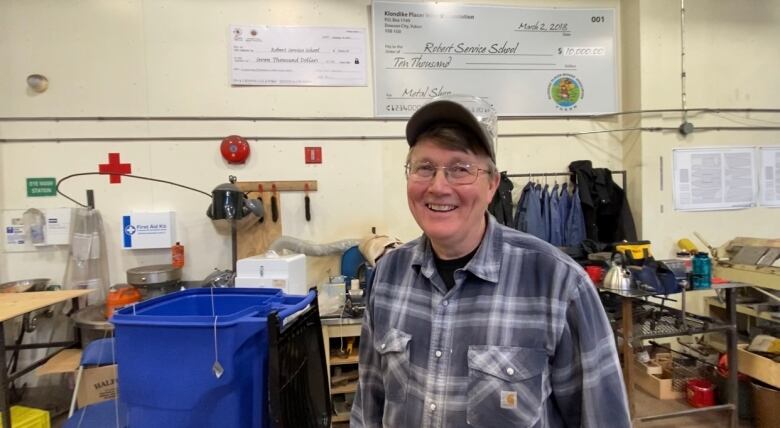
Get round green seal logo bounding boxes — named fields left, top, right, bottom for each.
left=548, top=74, right=583, bottom=110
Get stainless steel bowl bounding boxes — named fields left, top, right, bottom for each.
left=0, top=278, right=51, bottom=293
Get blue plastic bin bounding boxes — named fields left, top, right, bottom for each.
left=111, top=287, right=314, bottom=428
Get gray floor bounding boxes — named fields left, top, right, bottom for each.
left=633, top=387, right=754, bottom=428
left=42, top=386, right=756, bottom=427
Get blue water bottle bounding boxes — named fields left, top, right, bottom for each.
left=692, top=252, right=712, bottom=289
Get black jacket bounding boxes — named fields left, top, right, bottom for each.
left=488, top=171, right=514, bottom=227
left=568, top=160, right=637, bottom=243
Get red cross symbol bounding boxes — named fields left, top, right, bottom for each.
left=98, top=153, right=132, bottom=184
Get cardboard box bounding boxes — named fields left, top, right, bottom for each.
left=35, top=350, right=118, bottom=409
left=77, top=364, right=118, bottom=408
left=35, top=349, right=81, bottom=376
left=633, top=366, right=685, bottom=400
left=738, top=344, right=780, bottom=389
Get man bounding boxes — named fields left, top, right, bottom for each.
left=351, top=98, right=630, bottom=427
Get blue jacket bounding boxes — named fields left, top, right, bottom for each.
left=565, top=188, right=587, bottom=247
left=514, top=182, right=545, bottom=240
left=549, top=183, right=563, bottom=246
left=541, top=184, right=551, bottom=243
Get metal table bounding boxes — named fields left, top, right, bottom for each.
left=601, top=284, right=740, bottom=427
left=0, top=289, right=92, bottom=427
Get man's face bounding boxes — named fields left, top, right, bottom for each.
left=406, top=138, right=499, bottom=258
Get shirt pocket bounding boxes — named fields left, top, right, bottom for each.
left=375, top=328, right=412, bottom=402
left=466, top=346, right=547, bottom=427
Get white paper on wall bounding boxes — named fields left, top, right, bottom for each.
left=230, top=25, right=367, bottom=86
left=44, top=207, right=72, bottom=245
left=673, top=147, right=757, bottom=211
left=759, top=146, right=780, bottom=207
left=3, top=213, right=31, bottom=252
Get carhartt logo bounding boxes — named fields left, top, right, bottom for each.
left=500, top=390, right=517, bottom=409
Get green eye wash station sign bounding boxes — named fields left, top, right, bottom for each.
left=26, top=177, right=57, bottom=197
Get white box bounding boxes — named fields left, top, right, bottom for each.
left=122, top=212, right=176, bottom=249
left=235, top=253, right=308, bottom=295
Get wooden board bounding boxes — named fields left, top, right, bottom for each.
left=0, top=289, right=93, bottom=322
left=714, top=265, right=780, bottom=290
left=236, top=191, right=283, bottom=260
left=738, top=344, right=780, bottom=389
left=235, top=180, right=317, bottom=259
left=727, top=237, right=780, bottom=249
left=235, top=180, right=317, bottom=193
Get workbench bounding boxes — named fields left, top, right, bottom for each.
left=602, top=284, right=740, bottom=427
left=0, top=289, right=92, bottom=427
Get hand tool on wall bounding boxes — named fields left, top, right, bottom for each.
left=257, top=184, right=264, bottom=223
left=304, top=183, right=311, bottom=221
left=271, top=184, right=279, bottom=222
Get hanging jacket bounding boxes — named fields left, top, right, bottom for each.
left=488, top=171, right=514, bottom=227
left=558, top=182, right=571, bottom=232
left=512, top=182, right=530, bottom=230
left=565, top=188, right=587, bottom=247
left=534, top=183, right=548, bottom=241
left=514, top=182, right=545, bottom=239
left=549, top=183, right=563, bottom=246
left=568, top=160, right=638, bottom=243
left=541, top=184, right=552, bottom=243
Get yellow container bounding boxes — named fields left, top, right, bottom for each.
left=677, top=238, right=698, bottom=253
left=615, top=240, right=653, bottom=262
left=0, top=406, right=50, bottom=428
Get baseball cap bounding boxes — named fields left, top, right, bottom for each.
left=405, top=95, right=497, bottom=162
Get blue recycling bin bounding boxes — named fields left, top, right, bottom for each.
left=111, top=287, right=314, bottom=428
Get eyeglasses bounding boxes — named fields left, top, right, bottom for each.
left=405, top=161, right=489, bottom=185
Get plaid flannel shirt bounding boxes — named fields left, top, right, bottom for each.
left=351, top=215, right=630, bottom=428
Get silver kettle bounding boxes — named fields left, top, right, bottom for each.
left=602, top=253, right=633, bottom=291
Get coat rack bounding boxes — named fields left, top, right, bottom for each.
left=506, top=170, right=627, bottom=190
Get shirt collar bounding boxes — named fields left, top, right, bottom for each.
left=411, top=214, right=502, bottom=284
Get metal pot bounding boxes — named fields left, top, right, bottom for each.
left=127, top=264, right=182, bottom=288
left=72, top=304, right=114, bottom=347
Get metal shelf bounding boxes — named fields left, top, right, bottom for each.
left=605, top=279, right=741, bottom=427
left=614, top=300, right=729, bottom=341
left=634, top=313, right=707, bottom=339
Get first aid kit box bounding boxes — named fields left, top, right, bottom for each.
left=122, top=212, right=175, bottom=249
left=235, top=253, right=307, bottom=295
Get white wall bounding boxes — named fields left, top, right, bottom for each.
left=636, top=0, right=780, bottom=258
left=1, top=0, right=779, bottom=317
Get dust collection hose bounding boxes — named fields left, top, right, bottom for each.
left=269, top=236, right=360, bottom=257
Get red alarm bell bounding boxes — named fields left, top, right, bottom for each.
left=220, top=135, right=250, bottom=164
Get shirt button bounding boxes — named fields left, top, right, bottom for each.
left=380, top=343, right=386, bottom=350
left=442, top=300, right=449, bottom=307
left=506, top=367, right=515, bottom=376
left=430, top=403, right=437, bottom=411
left=435, top=350, right=442, bottom=358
